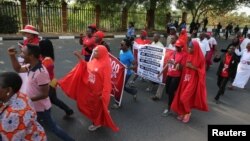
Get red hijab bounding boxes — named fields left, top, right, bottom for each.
left=59, top=45, right=118, bottom=132
left=171, top=40, right=208, bottom=115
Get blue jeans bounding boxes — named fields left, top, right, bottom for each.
left=37, top=109, right=75, bottom=141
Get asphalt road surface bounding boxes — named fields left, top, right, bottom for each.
left=0, top=37, right=249, bottom=141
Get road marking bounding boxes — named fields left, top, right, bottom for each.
left=59, top=36, right=75, bottom=39
left=114, top=35, right=126, bottom=38
left=0, top=37, right=2, bottom=41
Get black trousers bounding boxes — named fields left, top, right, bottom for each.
left=165, top=76, right=180, bottom=109
left=215, top=76, right=229, bottom=100
left=49, top=86, right=72, bottom=114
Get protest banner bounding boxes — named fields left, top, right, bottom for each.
left=137, top=45, right=166, bottom=83
left=109, top=54, right=126, bottom=106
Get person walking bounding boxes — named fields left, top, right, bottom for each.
left=214, top=46, right=240, bottom=103
left=0, top=72, right=47, bottom=141
left=112, top=39, right=137, bottom=109
left=18, top=25, right=40, bottom=94
left=171, top=39, right=208, bottom=123
left=232, top=43, right=250, bottom=89
left=59, top=45, right=119, bottom=132
left=39, top=39, right=74, bottom=117
left=8, top=45, right=75, bottom=141
left=152, top=40, right=187, bottom=117
left=79, top=25, right=96, bottom=61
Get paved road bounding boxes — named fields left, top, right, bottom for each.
left=0, top=38, right=249, bottom=141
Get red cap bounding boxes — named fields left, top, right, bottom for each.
left=175, top=40, right=184, bottom=48
left=94, top=31, right=105, bottom=39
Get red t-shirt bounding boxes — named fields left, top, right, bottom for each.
left=167, top=51, right=186, bottom=77
left=220, top=53, right=232, bottom=77
left=42, top=57, right=54, bottom=80
left=134, top=38, right=151, bottom=45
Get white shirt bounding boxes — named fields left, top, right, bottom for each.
left=240, top=38, right=250, bottom=51
left=151, top=41, right=164, bottom=48
left=194, top=38, right=210, bottom=57
left=167, top=43, right=176, bottom=50
left=208, top=37, right=217, bottom=47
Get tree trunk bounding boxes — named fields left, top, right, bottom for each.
left=181, top=12, right=187, bottom=22
left=37, top=0, right=43, bottom=32
left=146, top=0, right=157, bottom=30
left=193, top=9, right=199, bottom=22
left=121, top=6, right=128, bottom=31
left=62, top=0, right=67, bottom=32
left=20, top=0, right=27, bottom=28
left=95, top=4, right=101, bottom=29
left=166, top=12, right=171, bottom=24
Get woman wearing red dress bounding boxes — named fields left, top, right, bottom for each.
left=171, top=39, right=208, bottom=123
left=59, top=45, right=119, bottom=132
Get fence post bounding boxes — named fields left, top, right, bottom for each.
left=121, top=7, right=128, bottom=31
left=37, top=0, right=43, bottom=32
left=95, top=4, right=101, bottom=29
left=62, top=1, right=67, bottom=32
left=20, top=0, right=28, bottom=28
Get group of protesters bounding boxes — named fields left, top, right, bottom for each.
left=1, top=21, right=250, bottom=141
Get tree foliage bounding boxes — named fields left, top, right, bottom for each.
left=176, top=0, right=240, bottom=22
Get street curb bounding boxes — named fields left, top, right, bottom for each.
left=0, top=35, right=117, bottom=41
left=0, top=34, right=168, bottom=41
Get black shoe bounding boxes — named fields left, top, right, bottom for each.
left=65, top=109, right=74, bottom=117
left=151, top=96, right=160, bottom=101
left=214, top=98, right=220, bottom=104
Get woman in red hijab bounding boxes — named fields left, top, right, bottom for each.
left=59, top=45, right=119, bottom=132
left=171, top=39, right=208, bottom=123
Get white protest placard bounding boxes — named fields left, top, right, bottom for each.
left=137, top=45, right=166, bottom=83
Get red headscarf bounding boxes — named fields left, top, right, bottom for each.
left=171, top=40, right=208, bottom=115
left=178, top=28, right=188, bottom=52
left=59, top=45, right=119, bottom=131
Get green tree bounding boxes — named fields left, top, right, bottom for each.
left=176, top=0, right=239, bottom=22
